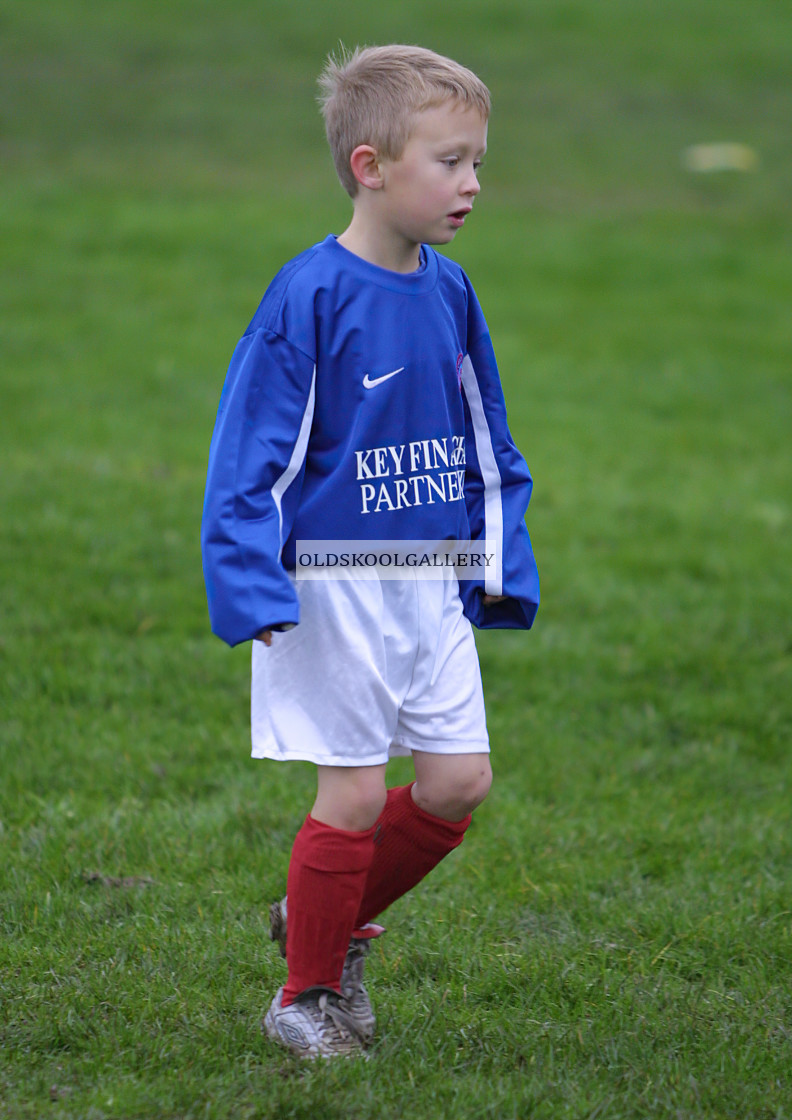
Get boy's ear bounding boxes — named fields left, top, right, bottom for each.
left=348, top=145, right=385, bottom=190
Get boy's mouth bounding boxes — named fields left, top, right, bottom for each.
left=448, top=208, right=472, bottom=228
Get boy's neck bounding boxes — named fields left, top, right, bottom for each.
left=337, top=213, right=422, bottom=275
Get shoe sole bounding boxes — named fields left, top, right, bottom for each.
left=270, top=900, right=287, bottom=958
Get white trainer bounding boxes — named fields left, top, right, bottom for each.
left=263, top=986, right=367, bottom=1059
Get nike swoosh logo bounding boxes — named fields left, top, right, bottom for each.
left=362, top=366, right=405, bottom=389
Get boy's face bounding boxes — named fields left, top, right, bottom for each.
left=378, top=101, right=487, bottom=251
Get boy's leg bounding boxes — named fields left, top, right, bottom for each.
left=354, top=751, right=491, bottom=928
left=282, top=763, right=386, bottom=1006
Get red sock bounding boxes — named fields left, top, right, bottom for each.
left=282, top=814, right=376, bottom=1007
left=355, top=783, right=471, bottom=928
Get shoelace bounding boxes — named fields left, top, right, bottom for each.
left=317, top=992, right=366, bottom=1043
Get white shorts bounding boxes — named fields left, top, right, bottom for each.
left=251, top=572, right=489, bottom=767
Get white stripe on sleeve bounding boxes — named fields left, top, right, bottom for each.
left=272, top=366, right=317, bottom=560
left=459, top=354, right=503, bottom=595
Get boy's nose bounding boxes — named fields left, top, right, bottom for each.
left=463, top=169, right=481, bottom=196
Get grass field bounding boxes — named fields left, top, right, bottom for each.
left=1, top=1, right=791, bottom=1117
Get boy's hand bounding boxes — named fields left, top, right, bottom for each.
left=483, top=594, right=508, bottom=605
left=255, top=630, right=273, bottom=646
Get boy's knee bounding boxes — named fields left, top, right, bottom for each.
left=312, top=765, right=388, bottom=832
left=413, top=756, right=492, bottom=822
left=455, top=759, right=492, bottom=814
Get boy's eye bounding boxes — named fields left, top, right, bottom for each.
left=442, top=156, right=484, bottom=173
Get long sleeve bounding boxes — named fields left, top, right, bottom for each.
left=458, top=287, right=540, bottom=630
left=201, top=328, right=317, bottom=646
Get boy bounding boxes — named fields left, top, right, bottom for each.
left=201, top=44, right=539, bottom=1058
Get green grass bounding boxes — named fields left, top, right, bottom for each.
left=1, top=1, right=791, bottom=1117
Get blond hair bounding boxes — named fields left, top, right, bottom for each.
left=318, top=44, right=491, bottom=197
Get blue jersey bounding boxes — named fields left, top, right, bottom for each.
left=201, top=235, right=539, bottom=646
